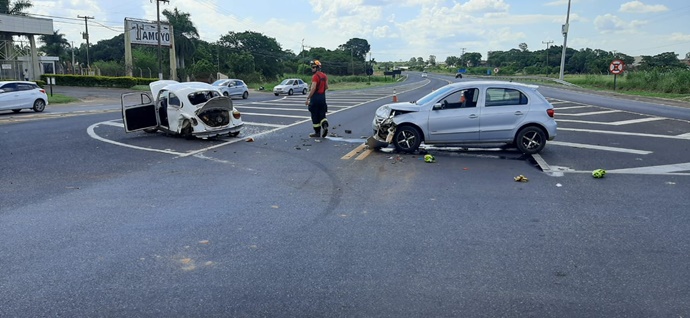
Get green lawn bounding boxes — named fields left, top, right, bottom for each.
left=48, top=94, right=79, bottom=104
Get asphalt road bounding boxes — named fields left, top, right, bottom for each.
left=1, top=75, right=689, bottom=317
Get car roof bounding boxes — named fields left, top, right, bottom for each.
left=150, top=80, right=220, bottom=97
left=452, top=80, right=539, bottom=90
left=0, top=81, right=37, bottom=85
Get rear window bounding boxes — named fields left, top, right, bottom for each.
left=485, top=88, right=528, bottom=106
left=187, top=90, right=221, bottom=105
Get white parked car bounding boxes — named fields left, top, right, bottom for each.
left=212, top=79, right=249, bottom=99
left=273, top=78, right=309, bottom=96
left=0, top=81, right=48, bottom=113
left=121, top=80, right=243, bottom=139
left=369, top=81, right=557, bottom=154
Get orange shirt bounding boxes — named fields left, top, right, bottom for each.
left=311, top=72, right=328, bottom=94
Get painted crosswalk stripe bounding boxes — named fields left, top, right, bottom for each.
left=557, top=110, right=621, bottom=116
left=549, top=141, right=652, bottom=154
left=556, top=117, right=664, bottom=126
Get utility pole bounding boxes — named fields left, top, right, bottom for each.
left=154, top=0, right=169, bottom=80
left=559, top=0, right=571, bottom=80
left=351, top=47, right=354, bottom=76
left=542, top=40, right=553, bottom=75
left=71, top=41, right=75, bottom=74
left=460, top=48, right=466, bottom=68
left=77, top=15, right=94, bottom=69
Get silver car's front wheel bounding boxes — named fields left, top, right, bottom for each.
left=393, top=126, right=421, bottom=153
left=516, top=126, right=546, bottom=154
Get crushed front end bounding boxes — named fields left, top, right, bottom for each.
left=367, top=105, right=397, bottom=149
left=191, top=96, right=244, bottom=138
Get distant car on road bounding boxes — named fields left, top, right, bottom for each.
left=121, top=80, right=243, bottom=139
left=212, top=79, right=249, bottom=99
left=421, top=72, right=427, bottom=78
left=455, top=72, right=463, bottom=79
left=370, top=81, right=557, bottom=154
left=273, top=78, right=309, bottom=96
left=0, top=81, right=48, bottom=113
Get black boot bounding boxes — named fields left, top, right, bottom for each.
left=309, top=128, right=321, bottom=138
left=321, top=120, right=329, bottom=138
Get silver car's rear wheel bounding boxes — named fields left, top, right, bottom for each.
left=393, top=126, right=422, bottom=153
left=288, top=89, right=294, bottom=95
left=33, top=99, right=46, bottom=112
left=516, top=126, right=546, bottom=154
left=242, top=91, right=248, bottom=99
left=302, top=88, right=308, bottom=95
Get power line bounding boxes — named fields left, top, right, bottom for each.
left=78, top=15, right=94, bottom=68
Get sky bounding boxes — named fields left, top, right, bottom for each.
left=25, top=0, right=690, bottom=62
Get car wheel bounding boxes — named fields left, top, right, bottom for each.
left=180, top=121, right=194, bottom=139
left=302, top=88, right=308, bottom=95
left=242, top=91, right=248, bottom=99
left=229, top=131, right=240, bottom=137
left=223, top=92, right=229, bottom=97
left=393, top=126, right=422, bottom=153
left=274, top=93, right=279, bottom=96
left=288, top=89, right=293, bottom=96
left=11, top=109, right=21, bottom=113
left=143, top=128, right=158, bottom=133
left=515, top=126, right=546, bottom=154
left=32, top=99, right=46, bottom=112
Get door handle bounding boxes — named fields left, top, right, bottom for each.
left=514, top=111, right=524, bottom=116
left=468, top=114, right=478, bottom=119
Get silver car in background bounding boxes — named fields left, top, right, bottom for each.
left=370, top=81, right=557, bottom=154
left=273, top=78, right=309, bottom=96
left=211, top=79, right=249, bottom=99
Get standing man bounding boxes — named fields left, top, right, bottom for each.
left=23, top=69, right=29, bottom=81
left=305, top=60, right=329, bottom=138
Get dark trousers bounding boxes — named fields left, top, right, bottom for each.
left=309, top=94, right=328, bottom=131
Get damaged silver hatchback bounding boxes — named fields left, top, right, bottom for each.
left=121, top=80, right=243, bottom=139
left=369, top=81, right=557, bottom=154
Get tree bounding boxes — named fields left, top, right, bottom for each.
left=463, top=52, right=482, bottom=67
left=218, top=31, right=283, bottom=79
left=337, top=38, right=370, bottom=61
left=163, top=7, right=199, bottom=70
left=0, top=0, right=32, bottom=15
left=39, top=30, right=70, bottom=57
left=519, top=42, right=528, bottom=52
left=428, top=55, right=436, bottom=66
left=445, top=56, right=459, bottom=67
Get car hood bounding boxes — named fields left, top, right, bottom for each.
left=196, top=96, right=234, bottom=114
left=386, top=102, right=422, bottom=112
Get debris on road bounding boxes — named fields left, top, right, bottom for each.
left=514, top=175, right=529, bottom=182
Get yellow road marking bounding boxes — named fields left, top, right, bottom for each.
left=341, top=143, right=367, bottom=160
left=355, top=149, right=373, bottom=160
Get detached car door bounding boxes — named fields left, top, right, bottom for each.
left=121, top=92, right=157, bottom=132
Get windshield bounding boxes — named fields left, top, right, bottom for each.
left=279, top=79, right=292, bottom=85
left=415, top=85, right=457, bottom=105
left=211, top=80, right=227, bottom=86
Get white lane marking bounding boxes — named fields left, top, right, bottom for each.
left=606, top=163, right=690, bottom=175
left=100, top=121, right=124, bottom=128
left=559, top=128, right=690, bottom=140
left=236, top=106, right=310, bottom=112
left=549, top=141, right=652, bottom=155
left=549, top=101, right=571, bottom=105
left=557, top=110, right=621, bottom=116
left=242, top=121, right=286, bottom=128
left=87, top=121, right=186, bottom=156
left=556, top=117, right=665, bottom=126
left=555, top=105, right=590, bottom=110
left=677, top=132, right=690, bottom=139
left=240, top=112, right=309, bottom=119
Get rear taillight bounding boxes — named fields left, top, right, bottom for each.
left=39, top=89, right=46, bottom=94
left=547, top=109, right=554, bottom=118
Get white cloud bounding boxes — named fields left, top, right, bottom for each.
left=594, top=14, right=646, bottom=33
left=668, top=32, right=690, bottom=42
left=619, top=1, right=668, bottom=13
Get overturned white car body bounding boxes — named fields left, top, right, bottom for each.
left=121, top=80, right=243, bottom=139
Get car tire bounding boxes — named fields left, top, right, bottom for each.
left=515, top=126, right=546, bottom=154
left=302, top=88, right=307, bottom=95
left=180, top=121, right=194, bottom=139
left=32, top=99, right=46, bottom=112
left=12, top=109, right=21, bottom=113
left=393, top=125, right=422, bottom=153
left=288, top=89, right=293, bottom=96
left=229, top=131, right=240, bottom=137
left=223, top=92, right=229, bottom=97
left=242, top=91, right=248, bottom=99
left=274, top=93, right=279, bottom=96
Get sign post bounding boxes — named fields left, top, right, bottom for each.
left=609, top=59, right=625, bottom=91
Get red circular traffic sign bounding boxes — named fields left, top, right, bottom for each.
left=610, top=59, right=625, bottom=74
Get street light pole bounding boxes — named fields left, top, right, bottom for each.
left=542, top=40, right=553, bottom=75
left=77, top=15, right=94, bottom=69
left=558, top=0, right=571, bottom=80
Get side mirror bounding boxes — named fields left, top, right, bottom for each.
left=0, top=89, right=5, bottom=93
left=433, top=103, right=443, bottom=110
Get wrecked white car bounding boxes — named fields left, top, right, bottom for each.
left=121, top=80, right=243, bottom=139
left=368, top=81, right=557, bottom=154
